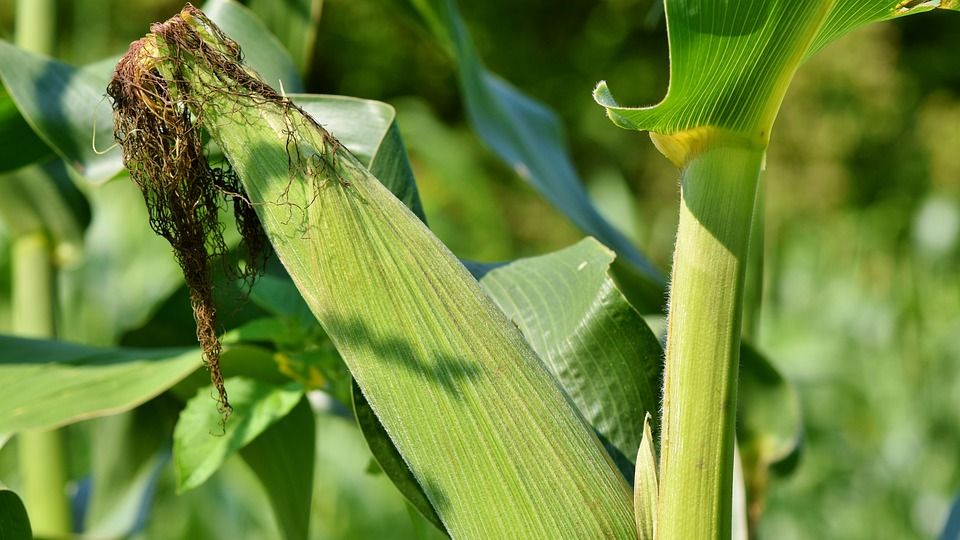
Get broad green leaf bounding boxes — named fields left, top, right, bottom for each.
left=0, top=490, right=32, bottom=540
left=0, top=42, right=117, bottom=181
left=634, top=414, right=658, bottom=540
left=239, top=397, right=316, bottom=540
left=479, top=237, right=663, bottom=478
left=595, top=0, right=958, bottom=156
left=0, top=336, right=201, bottom=433
left=202, top=0, right=304, bottom=93
left=352, top=381, right=446, bottom=534
left=141, top=9, right=636, bottom=537
left=246, top=0, right=323, bottom=76
left=173, top=377, right=302, bottom=492
left=0, top=91, right=52, bottom=173
left=405, top=0, right=664, bottom=308
left=84, top=403, right=173, bottom=538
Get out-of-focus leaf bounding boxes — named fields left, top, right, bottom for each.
left=405, top=0, right=664, bottom=309
left=0, top=160, right=89, bottom=248
left=0, top=489, right=32, bottom=540
left=737, top=344, right=803, bottom=528
left=0, top=41, right=117, bottom=181
left=634, top=414, right=657, bottom=540
left=0, top=91, right=53, bottom=173
left=246, top=0, right=323, bottom=76
left=352, top=381, right=446, bottom=534
left=479, top=237, right=663, bottom=478
left=239, top=397, right=315, bottom=540
left=173, top=377, right=302, bottom=492
left=84, top=402, right=174, bottom=538
left=59, top=177, right=182, bottom=345
left=0, top=336, right=201, bottom=433
left=203, top=0, right=304, bottom=93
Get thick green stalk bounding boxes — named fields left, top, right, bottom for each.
left=742, top=178, right=765, bottom=341
left=657, top=143, right=764, bottom=540
left=12, top=233, right=70, bottom=537
left=12, top=4, right=70, bottom=536
left=14, top=0, right=55, bottom=55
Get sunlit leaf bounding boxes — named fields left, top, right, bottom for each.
left=173, top=377, right=303, bottom=492
left=353, top=381, right=446, bottom=534
left=0, top=336, right=201, bottom=433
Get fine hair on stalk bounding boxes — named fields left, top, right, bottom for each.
left=105, top=4, right=284, bottom=424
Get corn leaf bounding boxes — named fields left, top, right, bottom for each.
left=173, top=377, right=303, bottom=492
left=405, top=0, right=665, bottom=308
left=0, top=159, right=89, bottom=247
left=478, top=237, right=663, bottom=478
left=239, top=397, right=316, bottom=540
left=202, top=0, right=304, bottom=93
left=0, top=43, right=117, bottom=181
left=83, top=404, right=172, bottom=539
left=0, top=490, right=32, bottom=540
left=595, top=0, right=958, bottom=145
left=352, top=381, right=447, bottom=534
left=246, top=0, right=323, bottom=76
left=147, top=9, right=635, bottom=537
left=0, top=91, right=52, bottom=173
left=0, top=336, right=201, bottom=433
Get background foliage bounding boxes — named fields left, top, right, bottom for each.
left=0, top=0, right=957, bottom=538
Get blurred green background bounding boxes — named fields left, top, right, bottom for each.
left=0, top=0, right=958, bottom=538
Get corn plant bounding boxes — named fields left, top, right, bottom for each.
left=0, top=1, right=957, bottom=539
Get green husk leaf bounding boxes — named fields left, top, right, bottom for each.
left=239, top=396, right=316, bottom=540
left=634, top=414, right=658, bottom=540
left=173, top=377, right=303, bottom=492
left=0, top=335, right=201, bottom=433
left=405, top=0, right=665, bottom=309
left=353, top=381, right=446, bottom=534
left=109, top=7, right=635, bottom=538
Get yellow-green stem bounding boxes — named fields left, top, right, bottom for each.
left=657, top=144, right=763, bottom=540
left=14, top=0, right=55, bottom=56
left=12, top=232, right=70, bottom=536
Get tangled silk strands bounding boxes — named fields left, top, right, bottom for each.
left=106, top=4, right=280, bottom=423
